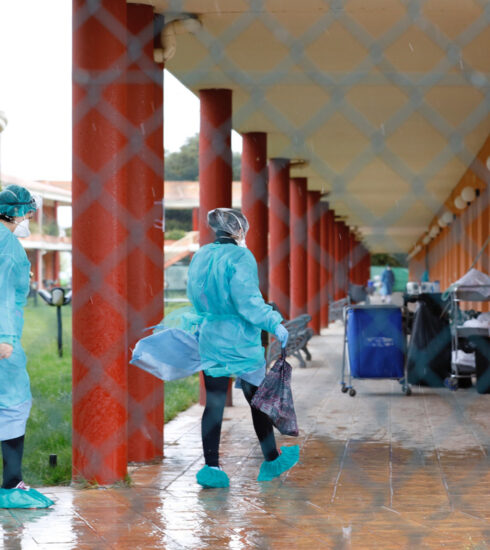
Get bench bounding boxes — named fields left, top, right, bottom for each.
left=328, top=284, right=369, bottom=322
left=266, top=314, right=314, bottom=368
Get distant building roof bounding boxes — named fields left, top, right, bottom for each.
left=1, top=174, right=71, bottom=204
left=165, top=181, right=242, bottom=209
left=1, top=177, right=244, bottom=209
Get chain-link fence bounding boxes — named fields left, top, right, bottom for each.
left=68, top=2, right=490, bottom=545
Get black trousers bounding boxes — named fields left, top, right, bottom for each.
left=1, top=435, right=24, bottom=489
left=202, top=373, right=279, bottom=467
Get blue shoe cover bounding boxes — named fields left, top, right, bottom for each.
left=0, top=487, right=54, bottom=509
left=196, top=465, right=229, bottom=488
left=258, top=445, right=300, bottom=481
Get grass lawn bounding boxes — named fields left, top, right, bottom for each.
left=12, top=301, right=198, bottom=486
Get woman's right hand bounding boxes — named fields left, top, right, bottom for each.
left=0, top=343, right=13, bottom=359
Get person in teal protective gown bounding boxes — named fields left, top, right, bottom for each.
left=0, top=185, right=53, bottom=508
left=187, top=208, right=299, bottom=488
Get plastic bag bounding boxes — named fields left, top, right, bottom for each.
left=251, top=350, right=299, bottom=436
left=152, top=305, right=203, bottom=335
left=130, top=328, right=203, bottom=381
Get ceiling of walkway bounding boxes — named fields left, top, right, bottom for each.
left=133, top=0, right=490, bottom=253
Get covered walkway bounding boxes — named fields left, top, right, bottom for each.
left=2, top=327, right=489, bottom=549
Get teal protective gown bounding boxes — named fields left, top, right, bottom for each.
left=187, top=243, right=283, bottom=378
left=0, top=223, right=31, bottom=440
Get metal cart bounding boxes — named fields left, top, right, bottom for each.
left=341, top=304, right=410, bottom=397
left=446, top=284, right=490, bottom=391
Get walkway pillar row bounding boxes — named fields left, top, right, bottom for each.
left=366, top=248, right=371, bottom=284
left=126, top=5, right=164, bottom=463
left=353, top=238, right=362, bottom=285
left=307, top=191, right=322, bottom=334
left=72, top=0, right=129, bottom=484
left=289, top=177, right=307, bottom=319
left=35, top=249, right=43, bottom=289
left=198, top=88, right=233, bottom=406
left=333, top=220, right=342, bottom=300
left=241, top=132, right=269, bottom=299
left=341, top=222, right=349, bottom=298
left=268, top=158, right=291, bottom=319
left=327, top=210, right=335, bottom=309
left=319, top=202, right=330, bottom=328
left=348, top=231, right=355, bottom=286
left=53, top=251, right=61, bottom=284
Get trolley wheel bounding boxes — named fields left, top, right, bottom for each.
left=341, top=384, right=348, bottom=393
left=349, top=388, right=356, bottom=397
left=402, top=385, right=411, bottom=396
left=445, top=377, right=458, bottom=391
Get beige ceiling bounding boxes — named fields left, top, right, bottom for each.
left=131, top=0, right=490, bottom=253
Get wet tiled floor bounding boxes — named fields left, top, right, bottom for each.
left=1, top=324, right=489, bottom=549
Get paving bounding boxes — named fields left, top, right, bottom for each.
left=1, top=321, right=489, bottom=549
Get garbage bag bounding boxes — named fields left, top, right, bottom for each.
left=443, top=268, right=490, bottom=300
left=130, top=328, right=203, bottom=381
left=406, top=294, right=451, bottom=386
left=251, top=351, right=299, bottom=436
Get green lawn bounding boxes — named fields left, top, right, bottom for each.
left=12, top=301, right=198, bottom=486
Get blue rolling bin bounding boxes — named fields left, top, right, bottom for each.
left=341, top=305, right=410, bottom=396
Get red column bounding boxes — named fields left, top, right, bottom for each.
left=35, top=249, right=43, bottom=288
left=242, top=132, right=268, bottom=299
left=192, top=207, right=199, bottom=231
left=307, top=191, right=322, bottom=334
left=348, top=231, right=355, bottom=286
left=319, top=203, right=330, bottom=327
left=364, top=248, right=371, bottom=285
left=126, top=6, right=164, bottom=463
left=52, top=199, right=60, bottom=283
left=289, top=177, right=307, bottom=318
left=198, top=89, right=233, bottom=406
left=333, top=220, right=342, bottom=300
left=340, top=222, right=349, bottom=298
left=53, top=251, right=60, bottom=284
left=199, top=89, right=232, bottom=246
left=268, top=158, right=290, bottom=319
left=72, top=0, right=128, bottom=484
left=327, top=210, right=335, bottom=310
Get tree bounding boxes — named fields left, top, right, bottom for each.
left=371, top=253, right=407, bottom=267
left=165, top=135, right=199, bottom=180
left=165, top=133, right=242, bottom=181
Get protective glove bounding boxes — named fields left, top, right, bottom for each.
left=274, top=324, right=289, bottom=348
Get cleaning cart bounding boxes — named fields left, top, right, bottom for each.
left=446, top=277, right=490, bottom=392
left=340, top=304, right=410, bottom=396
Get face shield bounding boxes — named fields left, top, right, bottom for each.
left=207, top=208, right=250, bottom=244
left=0, top=185, right=40, bottom=219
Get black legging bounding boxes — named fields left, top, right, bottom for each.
left=1, top=435, right=24, bottom=489
left=202, top=373, right=279, bottom=467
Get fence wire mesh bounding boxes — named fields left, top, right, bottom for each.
left=68, top=0, right=489, bottom=546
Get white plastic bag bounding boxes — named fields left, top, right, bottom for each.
left=130, top=328, right=203, bottom=381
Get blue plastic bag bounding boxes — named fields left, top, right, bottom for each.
left=130, top=328, right=203, bottom=381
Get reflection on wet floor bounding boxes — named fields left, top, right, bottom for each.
left=1, top=328, right=489, bottom=549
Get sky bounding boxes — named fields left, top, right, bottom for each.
left=0, top=0, right=241, bottom=182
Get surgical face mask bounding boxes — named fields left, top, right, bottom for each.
left=13, top=218, right=30, bottom=238
left=237, top=230, right=247, bottom=248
